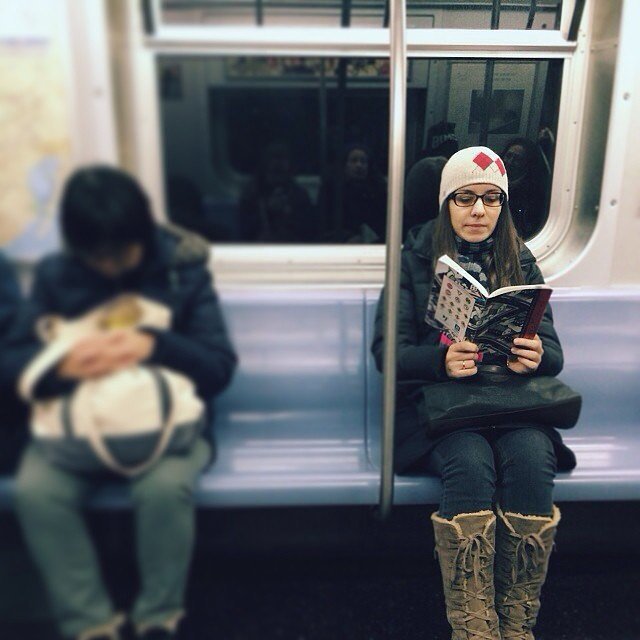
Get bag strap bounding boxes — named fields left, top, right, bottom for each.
left=18, top=337, right=77, bottom=401
left=63, top=369, right=180, bottom=477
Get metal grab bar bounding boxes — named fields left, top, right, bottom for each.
left=378, top=0, right=407, bottom=520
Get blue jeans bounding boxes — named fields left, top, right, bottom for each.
left=426, top=428, right=557, bottom=519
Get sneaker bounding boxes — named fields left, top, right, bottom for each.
left=139, top=629, right=175, bottom=640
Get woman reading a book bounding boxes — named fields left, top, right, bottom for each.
left=372, top=146, right=576, bottom=640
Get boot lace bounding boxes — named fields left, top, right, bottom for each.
left=445, top=531, right=499, bottom=639
left=511, top=532, right=546, bottom=583
left=499, top=532, right=552, bottom=638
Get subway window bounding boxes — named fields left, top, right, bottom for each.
left=158, top=56, right=562, bottom=244
left=160, top=1, right=563, bottom=30
left=158, top=56, right=392, bottom=243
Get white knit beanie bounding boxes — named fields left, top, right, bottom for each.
left=438, top=146, right=508, bottom=208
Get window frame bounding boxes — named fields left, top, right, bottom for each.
left=111, top=0, right=590, bottom=284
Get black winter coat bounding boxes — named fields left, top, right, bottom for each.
left=371, top=221, right=576, bottom=474
left=1, top=226, right=237, bottom=405
left=0, top=254, right=28, bottom=472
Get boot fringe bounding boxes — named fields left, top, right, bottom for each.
left=496, top=505, right=560, bottom=536
left=431, top=509, right=495, bottom=537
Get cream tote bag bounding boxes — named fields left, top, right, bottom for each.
left=18, top=296, right=205, bottom=477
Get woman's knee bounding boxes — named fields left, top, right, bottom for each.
left=495, top=428, right=557, bottom=476
left=435, top=432, right=497, bottom=487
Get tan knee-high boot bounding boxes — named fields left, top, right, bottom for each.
left=495, top=505, right=560, bottom=639
left=431, top=511, right=501, bottom=640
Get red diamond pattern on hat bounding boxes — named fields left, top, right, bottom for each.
left=473, top=152, right=493, bottom=171
left=495, top=157, right=506, bottom=176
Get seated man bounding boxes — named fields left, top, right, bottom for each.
left=2, top=166, right=237, bottom=640
left=0, top=252, right=27, bottom=473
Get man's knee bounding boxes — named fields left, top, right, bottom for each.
left=15, top=473, right=72, bottom=523
left=15, top=451, right=83, bottom=516
left=130, top=463, right=194, bottom=509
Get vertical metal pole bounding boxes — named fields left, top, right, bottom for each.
left=491, top=0, right=501, bottom=29
left=319, top=61, right=328, bottom=186
left=341, top=0, right=352, bottom=27
left=378, top=0, right=407, bottom=520
left=478, top=0, right=501, bottom=145
left=479, top=60, right=495, bottom=146
left=526, top=0, right=537, bottom=30
left=335, top=58, right=348, bottom=232
left=141, top=0, right=155, bottom=35
left=567, top=0, right=587, bottom=41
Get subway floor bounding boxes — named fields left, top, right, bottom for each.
left=2, top=504, right=639, bottom=640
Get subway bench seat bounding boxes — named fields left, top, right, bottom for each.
left=0, top=288, right=639, bottom=509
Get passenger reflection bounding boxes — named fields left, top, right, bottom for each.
left=317, top=143, right=387, bottom=243
left=501, top=137, right=550, bottom=239
left=403, top=156, right=447, bottom=239
left=421, top=120, right=459, bottom=161
left=238, top=141, right=315, bottom=243
left=166, top=174, right=230, bottom=241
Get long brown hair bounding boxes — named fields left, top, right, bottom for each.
left=432, top=198, right=524, bottom=291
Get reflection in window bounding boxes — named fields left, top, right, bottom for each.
left=158, top=56, right=562, bottom=244
left=161, top=1, right=563, bottom=30
left=159, top=56, right=392, bottom=243
left=403, top=59, right=563, bottom=240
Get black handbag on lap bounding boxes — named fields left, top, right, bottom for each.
left=414, top=369, right=582, bottom=438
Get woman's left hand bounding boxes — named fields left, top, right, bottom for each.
left=507, top=335, right=544, bottom=375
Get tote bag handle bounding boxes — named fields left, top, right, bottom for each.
left=62, top=368, right=180, bottom=477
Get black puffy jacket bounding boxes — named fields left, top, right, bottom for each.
left=0, top=254, right=28, bottom=472
left=1, top=226, right=237, bottom=404
left=371, top=220, right=575, bottom=473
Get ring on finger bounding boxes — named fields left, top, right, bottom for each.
left=461, top=360, right=467, bottom=370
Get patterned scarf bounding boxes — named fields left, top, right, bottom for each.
left=454, top=235, right=494, bottom=289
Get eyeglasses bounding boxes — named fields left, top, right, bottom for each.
left=450, top=191, right=505, bottom=208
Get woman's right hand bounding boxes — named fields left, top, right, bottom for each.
left=445, top=341, right=479, bottom=378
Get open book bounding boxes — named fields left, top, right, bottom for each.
left=425, top=254, right=552, bottom=365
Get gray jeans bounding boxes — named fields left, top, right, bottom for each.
left=15, top=439, right=210, bottom=639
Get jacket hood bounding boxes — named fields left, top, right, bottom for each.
left=403, top=220, right=436, bottom=257
left=156, top=224, right=210, bottom=269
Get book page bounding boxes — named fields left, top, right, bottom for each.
left=489, top=283, right=552, bottom=297
left=436, top=254, right=490, bottom=298
left=425, top=255, right=487, bottom=342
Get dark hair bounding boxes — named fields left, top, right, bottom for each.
left=500, top=137, right=547, bottom=179
left=60, top=166, right=155, bottom=258
left=432, top=198, right=524, bottom=291
left=341, top=142, right=383, bottom=182
left=424, top=121, right=459, bottom=160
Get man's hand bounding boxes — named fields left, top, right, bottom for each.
left=57, top=330, right=155, bottom=380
